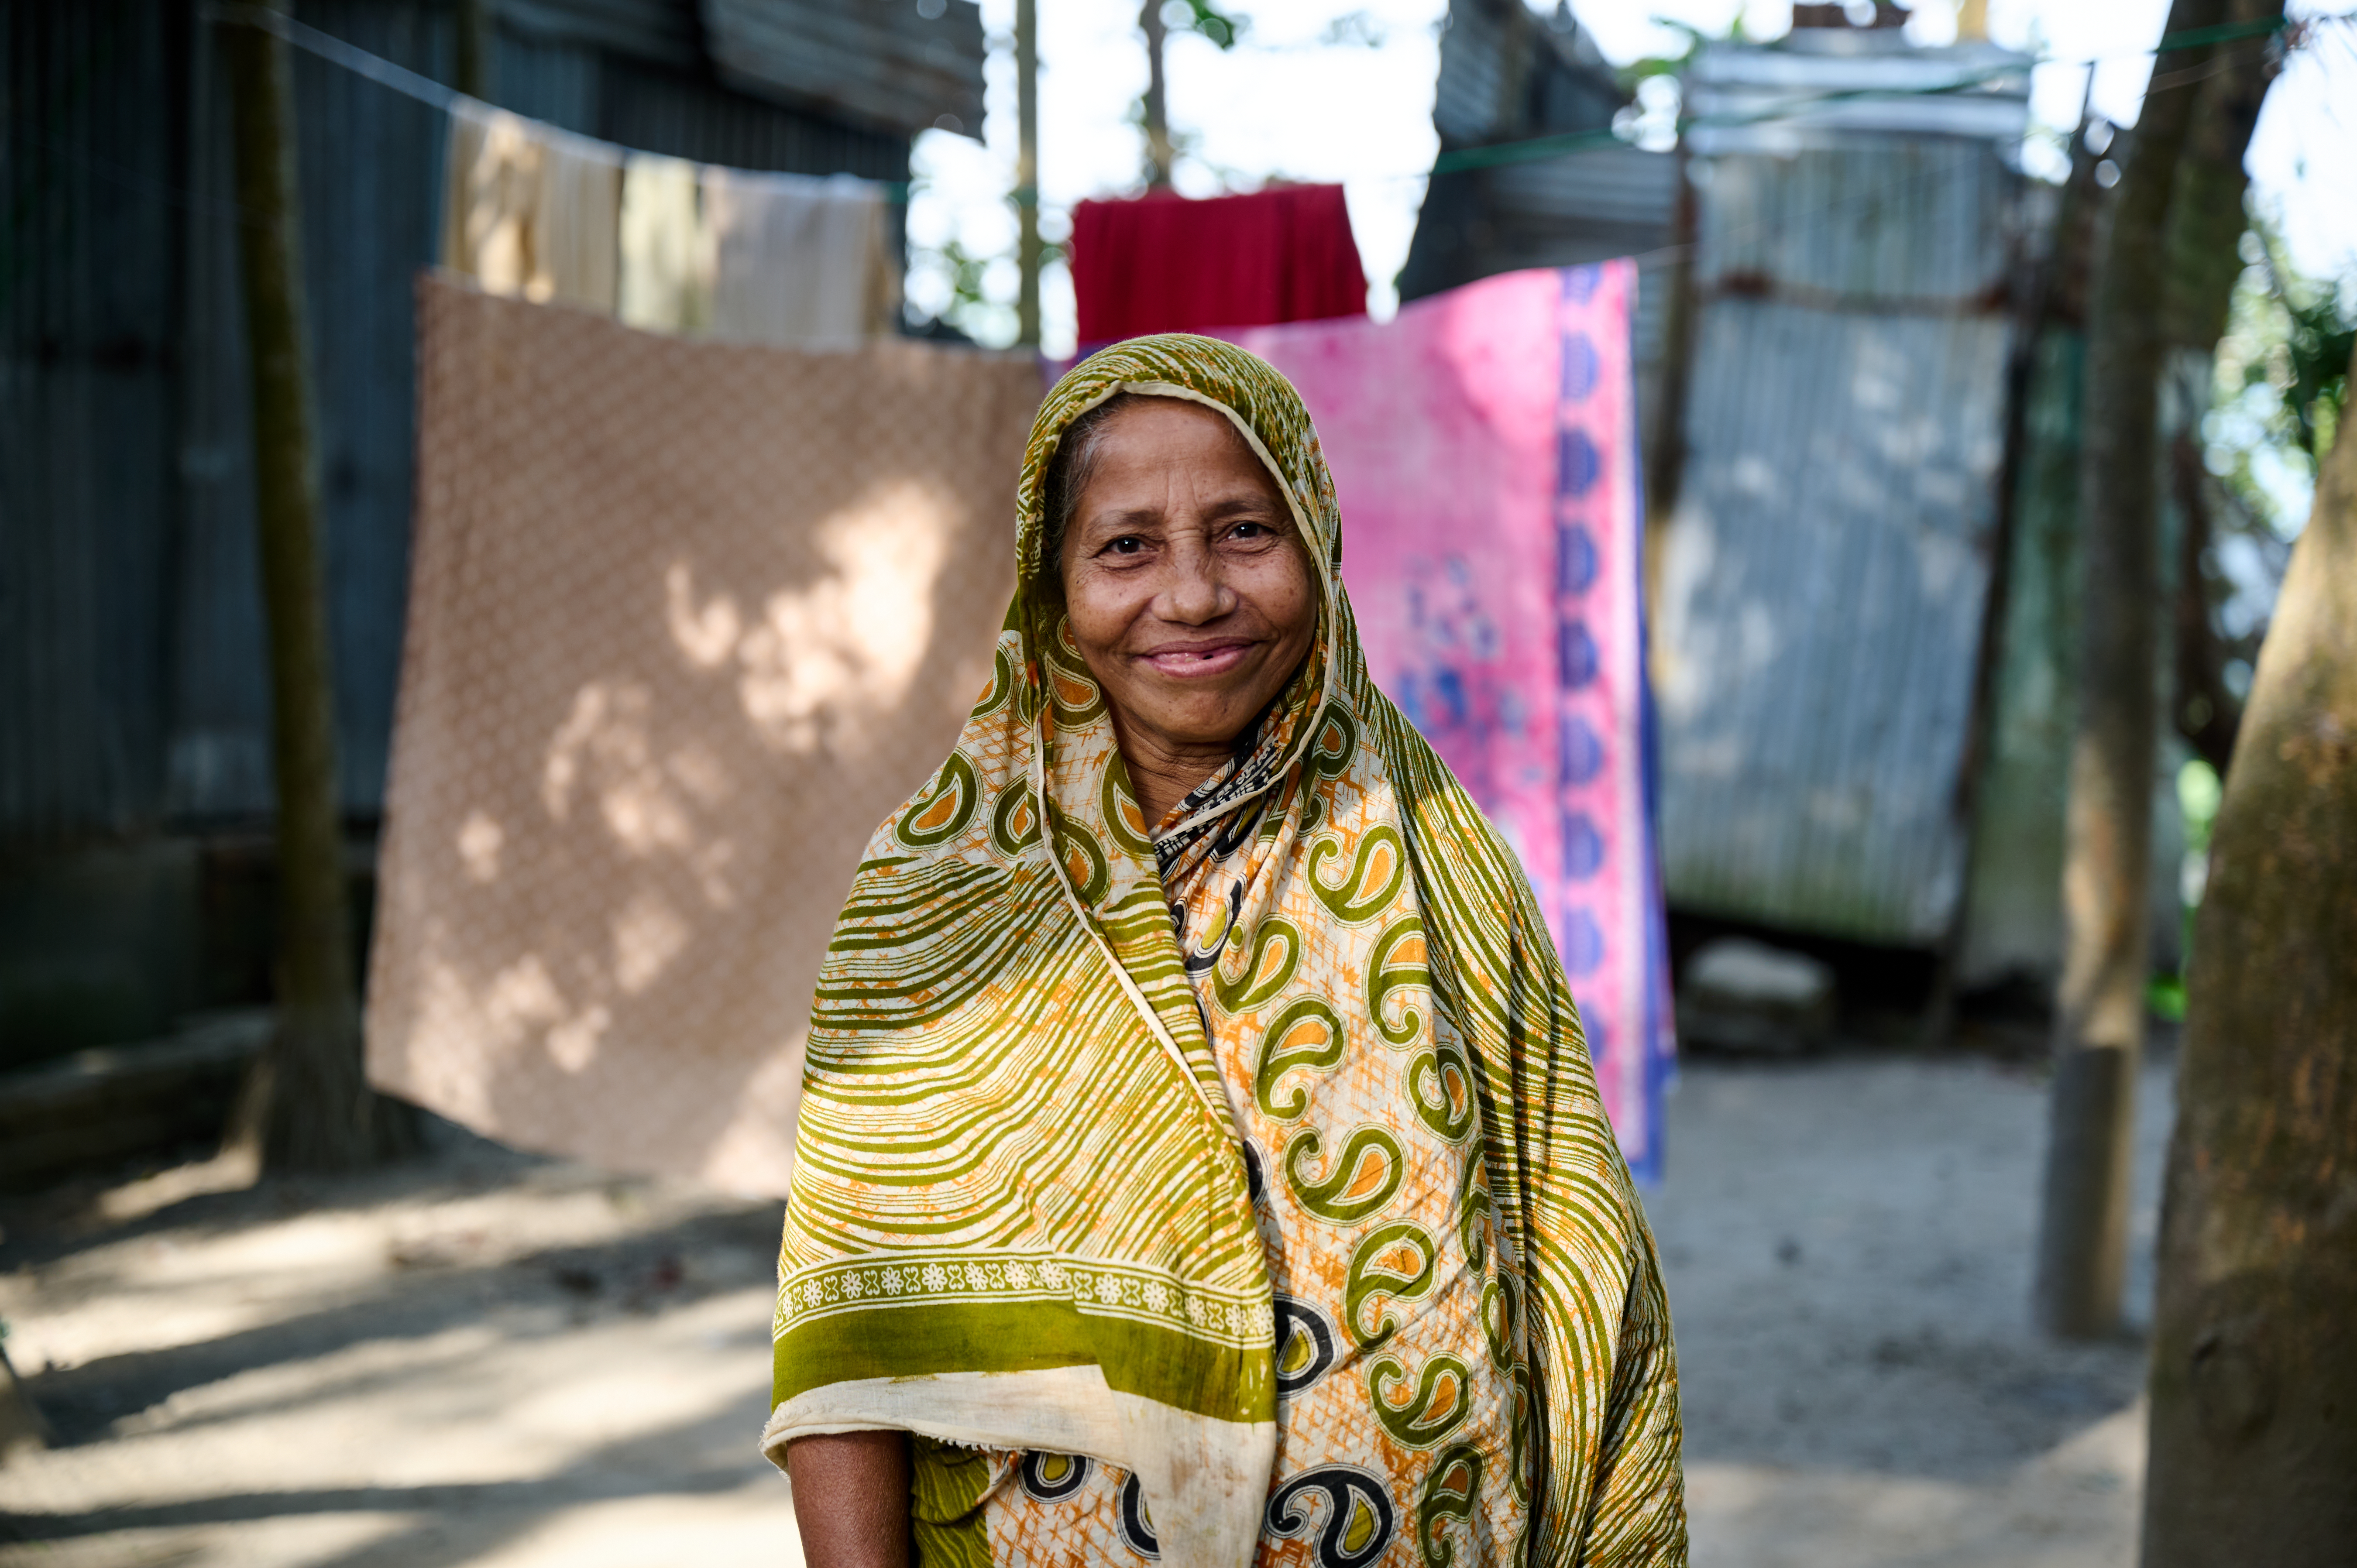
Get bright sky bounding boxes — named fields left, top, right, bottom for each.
left=905, top=0, right=2357, bottom=356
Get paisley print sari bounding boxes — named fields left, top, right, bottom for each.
left=764, top=335, right=1684, bottom=1567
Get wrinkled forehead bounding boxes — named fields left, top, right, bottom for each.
left=1065, top=381, right=1314, bottom=541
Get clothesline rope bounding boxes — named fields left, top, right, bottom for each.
left=206, top=2, right=459, bottom=112
left=200, top=2, right=915, bottom=199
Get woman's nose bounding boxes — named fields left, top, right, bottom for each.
left=1161, top=534, right=1233, bottom=624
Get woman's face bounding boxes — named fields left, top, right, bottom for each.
left=1057, top=398, right=1317, bottom=775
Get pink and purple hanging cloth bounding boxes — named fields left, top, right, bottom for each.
left=1228, top=261, right=1675, bottom=1179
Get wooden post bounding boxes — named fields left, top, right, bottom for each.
left=1016, top=0, right=1041, bottom=347
left=2034, top=0, right=2223, bottom=1338
left=2158, top=0, right=2283, bottom=772
left=0, top=1342, right=48, bottom=1457
left=1640, top=139, right=1696, bottom=633
left=1926, top=90, right=2099, bottom=1049
left=220, top=2, right=414, bottom=1170
left=2140, top=342, right=2357, bottom=1564
left=455, top=0, right=492, bottom=101
left=1141, top=0, right=1174, bottom=188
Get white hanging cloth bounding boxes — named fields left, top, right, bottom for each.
left=703, top=168, right=900, bottom=350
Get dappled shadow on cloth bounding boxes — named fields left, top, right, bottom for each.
left=368, top=277, right=1038, bottom=1196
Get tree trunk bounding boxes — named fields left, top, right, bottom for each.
left=2160, top=0, right=2282, bottom=353
left=220, top=3, right=415, bottom=1170
left=1140, top=0, right=1174, bottom=188
left=2034, top=0, right=2225, bottom=1339
left=2160, top=0, right=2282, bottom=772
left=2141, top=341, right=2357, bottom=1566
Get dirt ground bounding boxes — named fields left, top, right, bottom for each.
left=0, top=1040, right=2174, bottom=1568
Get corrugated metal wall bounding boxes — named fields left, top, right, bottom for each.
left=171, top=0, right=452, bottom=823
left=700, top=0, right=986, bottom=138
left=1956, top=336, right=2197, bottom=983
left=1654, top=136, right=2021, bottom=945
left=1957, top=329, right=2079, bottom=976
left=0, top=0, right=191, bottom=841
left=3, top=0, right=917, bottom=843
left=1695, top=139, right=2017, bottom=304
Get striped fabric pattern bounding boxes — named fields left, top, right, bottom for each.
left=765, top=336, right=1684, bottom=1566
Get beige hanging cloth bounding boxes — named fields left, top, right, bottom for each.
left=365, top=275, right=1038, bottom=1195
left=440, top=97, right=622, bottom=312
left=704, top=168, right=900, bottom=349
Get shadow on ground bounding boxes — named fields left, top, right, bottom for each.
left=0, top=1045, right=2177, bottom=1568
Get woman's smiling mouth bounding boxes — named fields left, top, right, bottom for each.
left=1137, top=638, right=1257, bottom=678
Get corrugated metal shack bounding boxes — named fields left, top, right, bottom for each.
left=0, top=0, right=985, bottom=1066
left=1402, top=11, right=2106, bottom=977
left=1654, top=30, right=2037, bottom=949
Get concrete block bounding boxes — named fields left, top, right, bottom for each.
left=1678, top=937, right=1837, bottom=1053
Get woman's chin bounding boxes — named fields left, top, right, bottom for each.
left=1124, top=688, right=1268, bottom=752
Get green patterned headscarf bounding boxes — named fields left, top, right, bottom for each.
left=765, top=336, right=1684, bottom=1568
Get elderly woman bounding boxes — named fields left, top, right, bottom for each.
left=763, top=336, right=1684, bottom=1568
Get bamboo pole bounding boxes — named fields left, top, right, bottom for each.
left=220, top=0, right=414, bottom=1171
left=1141, top=0, right=1173, bottom=188
left=1016, top=0, right=1041, bottom=348
left=1640, top=139, right=1696, bottom=636
left=455, top=0, right=492, bottom=100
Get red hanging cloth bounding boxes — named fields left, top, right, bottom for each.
left=1069, top=184, right=1366, bottom=345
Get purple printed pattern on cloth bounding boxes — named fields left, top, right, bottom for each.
left=1229, top=261, right=1674, bottom=1177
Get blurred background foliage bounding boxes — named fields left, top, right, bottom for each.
left=2199, top=219, right=2353, bottom=688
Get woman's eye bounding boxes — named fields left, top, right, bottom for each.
left=1107, top=536, right=1145, bottom=556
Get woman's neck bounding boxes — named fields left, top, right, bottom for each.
left=1113, top=720, right=1237, bottom=831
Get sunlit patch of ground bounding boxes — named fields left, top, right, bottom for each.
left=1686, top=1403, right=2144, bottom=1568
left=1659, top=1045, right=2173, bottom=1568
